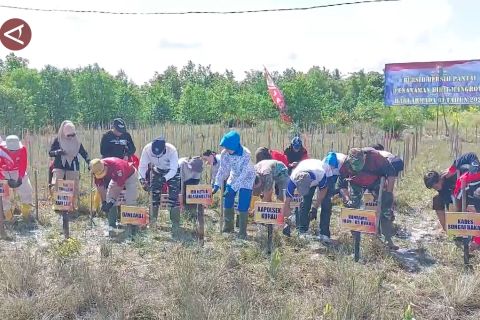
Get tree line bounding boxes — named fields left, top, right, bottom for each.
left=0, top=53, right=446, bottom=134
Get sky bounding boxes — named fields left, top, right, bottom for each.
left=0, top=0, right=479, bottom=84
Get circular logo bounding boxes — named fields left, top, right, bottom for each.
left=0, top=18, right=32, bottom=51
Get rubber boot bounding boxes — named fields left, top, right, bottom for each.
left=150, top=206, right=159, bottom=227
left=380, top=215, right=398, bottom=250
left=170, top=207, right=181, bottom=239
left=4, top=209, right=13, bottom=222
left=238, top=211, right=248, bottom=240
left=223, top=208, right=235, bottom=233
left=21, top=204, right=32, bottom=221
left=108, top=207, right=117, bottom=228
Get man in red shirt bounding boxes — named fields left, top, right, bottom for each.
left=90, top=157, right=138, bottom=230
left=0, top=135, right=33, bottom=220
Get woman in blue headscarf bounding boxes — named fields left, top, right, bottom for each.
left=213, top=130, right=255, bottom=239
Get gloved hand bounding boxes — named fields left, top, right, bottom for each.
left=309, top=207, right=318, bottom=221
left=55, top=149, right=66, bottom=156
left=15, top=178, right=22, bottom=188
left=223, top=184, right=235, bottom=198
left=140, top=178, right=150, bottom=192
left=101, top=200, right=115, bottom=213
left=7, top=179, right=16, bottom=189
left=212, top=184, right=220, bottom=195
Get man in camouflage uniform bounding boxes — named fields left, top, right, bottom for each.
left=338, top=147, right=399, bottom=250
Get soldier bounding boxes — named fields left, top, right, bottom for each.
left=338, top=148, right=398, bottom=250
left=253, top=159, right=289, bottom=202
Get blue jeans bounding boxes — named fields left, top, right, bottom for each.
left=224, top=188, right=252, bottom=212
left=319, top=175, right=338, bottom=237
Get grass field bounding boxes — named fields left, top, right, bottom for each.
left=1, top=122, right=480, bottom=319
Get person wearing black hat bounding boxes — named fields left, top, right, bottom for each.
left=138, top=137, right=181, bottom=238
left=100, top=118, right=136, bottom=160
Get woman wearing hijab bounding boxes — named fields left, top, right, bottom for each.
left=49, top=120, right=90, bottom=205
left=213, top=130, right=255, bottom=239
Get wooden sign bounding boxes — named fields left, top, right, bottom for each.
left=446, top=212, right=480, bottom=237
left=160, top=194, right=170, bottom=210
left=0, top=180, right=10, bottom=201
left=120, top=206, right=149, bottom=225
left=289, top=191, right=303, bottom=208
left=53, top=180, right=75, bottom=212
left=185, top=184, right=212, bottom=205
left=254, top=201, right=284, bottom=225
left=340, top=208, right=377, bottom=234
left=56, top=179, right=75, bottom=194
left=363, top=192, right=378, bottom=210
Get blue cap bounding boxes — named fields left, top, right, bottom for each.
left=152, top=137, right=166, bottom=155
left=291, top=136, right=302, bottom=149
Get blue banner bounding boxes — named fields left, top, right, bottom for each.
left=384, top=60, right=480, bottom=106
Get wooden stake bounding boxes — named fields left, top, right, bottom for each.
left=34, top=169, right=39, bottom=221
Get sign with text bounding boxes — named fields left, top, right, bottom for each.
left=384, top=60, right=480, bottom=106
left=340, top=208, right=377, bottom=234
left=159, top=194, right=171, bottom=210
left=56, top=179, right=75, bottom=194
left=120, top=206, right=149, bottom=225
left=290, top=191, right=303, bottom=208
left=53, top=179, right=75, bottom=212
left=446, top=212, right=480, bottom=237
left=363, top=193, right=378, bottom=211
left=185, top=184, right=212, bottom=205
left=0, top=180, right=10, bottom=199
left=254, top=202, right=284, bottom=225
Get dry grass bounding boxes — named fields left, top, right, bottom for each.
left=1, top=123, right=480, bottom=319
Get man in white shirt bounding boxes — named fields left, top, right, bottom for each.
left=139, top=137, right=180, bottom=238
left=282, top=159, right=331, bottom=237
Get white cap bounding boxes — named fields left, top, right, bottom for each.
left=5, top=135, right=22, bottom=151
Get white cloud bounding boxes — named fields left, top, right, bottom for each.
left=0, top=0, right=474, bottom=83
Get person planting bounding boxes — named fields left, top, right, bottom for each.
left=213, top=130, right=255, bottom=239
left=138, top=137, right=181, bottom=237
left=284, top=136, right=309, bottom=174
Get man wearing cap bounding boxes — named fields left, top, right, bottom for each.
left=100, top=118, right=136, bottom=160
left=253, top=159, right=289, bottom=202
left=282, top=159, right=331, bottom=237
left=0, top=135, right=34, bottom=220
left=178, top=156, right=204, bottom=219
left=339, top=147, right=398, bottom=249
left=90, top=157, right=138, bottom=231
left=138, top=137, right=181, bottom=237
left=284, top=136, right=309, bottom=174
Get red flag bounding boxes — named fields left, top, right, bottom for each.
left=264, top=67, right=292, bottom=124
